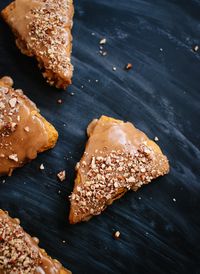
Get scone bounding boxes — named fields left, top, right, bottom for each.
left=0, top=209, right=71, bottom=274
left=69, top=116, right=169, bottom=224
left=1, top=0, right=74, bottom=89
left=0, top=76, right=58, bottom=176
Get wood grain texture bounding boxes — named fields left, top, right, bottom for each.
left=0, top=0, right=200, bottom=273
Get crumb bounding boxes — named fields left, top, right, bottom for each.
left=154, top=136, right=159, bottom=142
left=160, top=48, right=163, bottom=52
left=113, top=231, right=121, bottom=239
left=62, top=240, right=66, bottom=244
left=101, top=51, right=107, bottom=56
left=99, top=38, right=106, bottom=45
left=125, top=63, right=132, bottom=70
left=58, top=190, right=61, bottom=194
left=112, top=66, right=117, bottom=71
left=138, top=196, right=142, bottom=200
left=95, top=79, right=99, bottom=82
left=91, top=32, right=95, bottom=36
left=192, top=45, right=199, bottom=52
left=57, top=170, right=66, bottom=182
left=173, top=198, right=176, bottom=202
left=40, top=164, right=45, bottom=170
left=70, top=92, right=75, bottom=96
left=57, top=99, right=62, bottom=104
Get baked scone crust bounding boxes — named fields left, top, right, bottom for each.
left=0, top=209, right=71, bottom=274
left=1, top=0, right=74, bottom=89
left=0, top=76, right=58, bottom=176
left=69, top=116, right=170, bottom=224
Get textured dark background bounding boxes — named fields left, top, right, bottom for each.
left=0, top=0, right=200, bottom=273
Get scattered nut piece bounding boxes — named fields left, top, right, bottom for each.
left=101, top=51, right=107, bottom=56
left=57, top=170, right=66, bottom=182
left=99, top=38, right=106, bottom=45
left=40, top=164, right=45, bottom=170
left=193, top=45, right=199, bottom=52
left=113, top=230, right=121, bottom=239
left=9, top=98, right=17, bottom=108
left=0, top=102, right=5, bottom=109
left=9, top=154, right=18, bottom=162
left=112, top=66, right=117, bottom=71
left=125, top=63, right=133, bottom=70
left=154, top=136, right=159, bottom=142
left=24, top=126, right=30, bottom=132
left=57, top=99, right=62, bottom=104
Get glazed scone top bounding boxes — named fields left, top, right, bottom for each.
left=0, top=76, right=48, bottom=176
left=0, top=209, right=71, bottom=274
left=9, top=0, right=73, bottom=84
left=69, top=116, right=169, bottom=223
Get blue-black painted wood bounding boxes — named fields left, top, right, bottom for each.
left=0, top=1, right=200, bottom=273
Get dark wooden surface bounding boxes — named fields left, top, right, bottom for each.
left=0, top=0, right=200, bottom=273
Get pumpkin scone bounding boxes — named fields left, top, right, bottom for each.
left=0, top=209, right=71, bottom=273
left=0, top=76, right=58, bottom=176
left=69, top=116, right=169, bottom=224
left=1, top=0, right=74, bottom=89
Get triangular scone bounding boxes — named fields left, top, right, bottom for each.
left=1, top=0, right=74, bottom=89
left=0, top=76, right=58, bottom=176
left=0, top=209, right=71, bottom=273
left=69, top=116, right=169, bottom=224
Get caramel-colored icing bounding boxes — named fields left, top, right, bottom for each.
left=82, top=116, right=168, bottom=175
left=0, top=209, right=71, bottom=274
left=69, top=116, right=169, bottom=224
left=0, top=76, right=49, bottom=176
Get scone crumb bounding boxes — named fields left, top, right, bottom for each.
left=57, top=170, right=66, bottom=182
left=193, top=45, right=199, bottom=52
left=114, top=230, right=121, bottom=239
left=154, top=136, right=159, bottom=141
left=125, top=63, right=132, bottom=70
left=40, top=164, right=45, bottom=170
left=99, top=38, right=107, bottom=45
